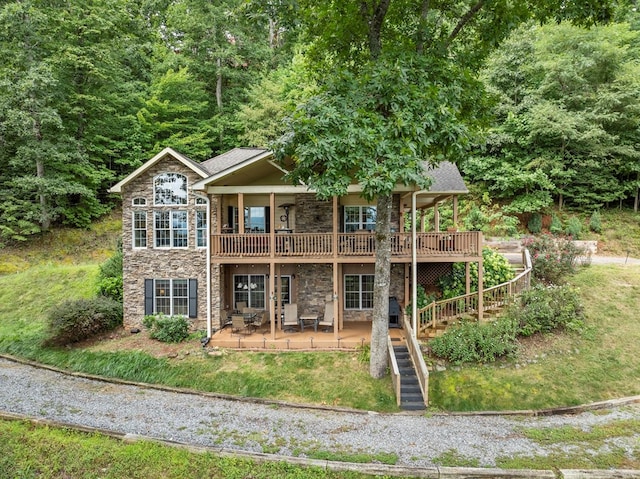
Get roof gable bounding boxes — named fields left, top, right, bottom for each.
left=108, top=147, right=210, bottom=194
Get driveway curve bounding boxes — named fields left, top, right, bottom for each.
left=1, top=356, right=639, bottom=471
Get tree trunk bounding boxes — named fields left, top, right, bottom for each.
left=370, top=193, right=392, bottom=378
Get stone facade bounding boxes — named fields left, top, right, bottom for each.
left=121, top=156, right=210, bottom=330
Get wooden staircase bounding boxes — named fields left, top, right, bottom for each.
left=392, top=344, right=426, bottom=411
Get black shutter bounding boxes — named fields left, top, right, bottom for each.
left=144, top=279, right=154, bottom=315
left=227, top=205, right=234, bottom=230
left=265, top=206, right=270, bottom=233
left=188, top=278, right=198, bottom=318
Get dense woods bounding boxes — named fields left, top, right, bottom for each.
left=1, top=1, right=637, bottom=244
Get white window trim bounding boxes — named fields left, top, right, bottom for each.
left=196, top=209, right=207, bottom=248
left=132, top=197, right=147, bottom=206
left=233, top=274, right=266, bottom=310
left=154, top=210, right=189, bottom=249
left=153, top=172, right=188, bottom=206
left=344, top=205, right=377, bottom=232
left=344, top=274, right=375, bottom=310
left=154, top=278, right=189, bottom=317
left=132, top=210, right=147, bottom=249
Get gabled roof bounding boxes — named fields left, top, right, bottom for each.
left=424, top=161, right=468, bottom=194
left=199, top=147, right=270, bottom=176
left=193, top=148, right=273, bottom=190
left=108, top=147, right=210, bottom=193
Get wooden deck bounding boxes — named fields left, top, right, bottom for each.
left=211, top=231, right=481, bottom=261
left=208, top=321, right=406, bottom=350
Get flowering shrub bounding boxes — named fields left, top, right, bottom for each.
left=523, top=234, right=584, bottom=285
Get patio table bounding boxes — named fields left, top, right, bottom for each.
left=299, top=313, right=319, bottom=332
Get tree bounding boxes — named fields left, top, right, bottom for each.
left=466, top=21, right=640, bottom=212
left=275, top=0, right=618, bottom=378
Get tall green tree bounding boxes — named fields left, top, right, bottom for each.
left=466, top=21, right=640, bottom=212
left=276, top=0, right=618, bottom=378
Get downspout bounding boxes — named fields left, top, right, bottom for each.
left=206, top=195, right=212, bottom=338
left=411, top=189, right=428, bottom=338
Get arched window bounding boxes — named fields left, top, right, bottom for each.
left=154, top=173, right=187, bottom=205
left=132, top=197, right=147, bottom=206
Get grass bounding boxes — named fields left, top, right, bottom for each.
left=495, top=417, right=640, bottom=470
left=1, top=210, right=640, bottom=412
left=0, top=419, right=380, bottom=479
left=428, top=263, right=640, bottom=411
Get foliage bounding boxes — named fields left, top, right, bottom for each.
left=143, top=314, right=190, bottom=343
left=429, top=317, right=519, bottom=364
left=589, top=210, right=602, bottom=233
left=524, top=234, right=585, bottom=284
left=438, top=247, right=515, bottom=299
left=96, top=240, right=123, bottom=302
left=506, top=284, right=584, bottom=337
left=45, top=297, right=122, bottom=346
left=565, top=216, right=583, bottom=239
left=550, top=215, right=563, bottom=235
left=527, top=213, right=543, bottom=234
left=467, top=21, right=640, bottom=213
left=406, top=284, right=435, bottom=313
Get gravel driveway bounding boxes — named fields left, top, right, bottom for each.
left=1, top=357, right=639, bottom=471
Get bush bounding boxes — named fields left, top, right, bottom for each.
left=527, top=213, right=542, bottom=234
left=549, top=215, right=563, bottom=235
left=565, top=216, right=583, bottom=239
left=523, top=234, right=584, bottom=285
left=45, top=297, right=123, bottom=346
left=144, top=314, right=190, bottom=343
left=438, top=247, right=515, bottom=299
left=97, top=241, right=123, bottom=302
left=505, top=284, right=584, bottom=336
left=429, top=317, right=519, bottom=364
left=589, top=211, right=602, bottom=233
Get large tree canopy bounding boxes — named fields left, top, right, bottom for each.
left=465, top=21, right=640, bottom=212
left=275, top=0, right=620, bottom=378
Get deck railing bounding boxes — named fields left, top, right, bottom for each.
left=387, top=336, right=402, bottom=407
left=402, top=315, right=429, bottom=408
left=211, top=231, right=482, bottom=259
left=418, top=249, right=532, bottom=337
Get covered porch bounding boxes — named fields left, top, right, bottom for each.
left=207, top=321, right=406, bottom=350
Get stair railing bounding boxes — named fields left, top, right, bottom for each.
left=387, top=335, right=402, bottom=407
left=401, top=317, right=429, bottom=408
left=418, top=249, right=533, bottom=337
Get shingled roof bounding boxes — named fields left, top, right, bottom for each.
left=424, top=161, right=468, bottom=194
left=199, top=148, right=270, bottom=176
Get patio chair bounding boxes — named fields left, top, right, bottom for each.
left=282, top=303, right=299, bottom=332
left=231, top=314, right=251, bottom=335
left=318, top=301, right=335, bottom=332
left=235, top=301, right=247, bottom=313
left=249, top=309, right=268, bottom=332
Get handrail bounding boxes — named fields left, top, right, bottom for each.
left=402, top=316, right=429, bottom=408
left=417, top=248, right=533, bottom=337
left=387, top=336, right=402, bottom=407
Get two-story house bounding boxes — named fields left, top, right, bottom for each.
left=109, top=147, right=483, bottom=349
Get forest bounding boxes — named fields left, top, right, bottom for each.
left=1, top=0, right=639, bottom=244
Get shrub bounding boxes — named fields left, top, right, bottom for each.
left=527, top=213, right=542, bottom=234
left=523, top=234, right=584, bottom=285
left=565, top=216, right=583, bottom=239
left=463, top=206, right=486, bottom=232
left=438, top=247, right=514, bottom=299
left=505, top=284, right=584, bottom=336
left=144, top=314, right=189, bottom=343
left=549, top=215, right=563, bottom=235
left=45, top=297, right=123, bottom=346
left=589, top=210, right=602, bottom=233
left=97, top=241, right=123, bottom=302
left=429, top=317, right=519, bottom=364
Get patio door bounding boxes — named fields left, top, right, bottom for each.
left=275, top=275, right=291, bottom=308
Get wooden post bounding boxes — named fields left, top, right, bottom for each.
left=269, top=193, right=275, bottom=258
left=434, top=203, right=440, bottom=232
left=269, top=262, right=276, bottom=340
left=238, top=193, right=244, bottom=234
